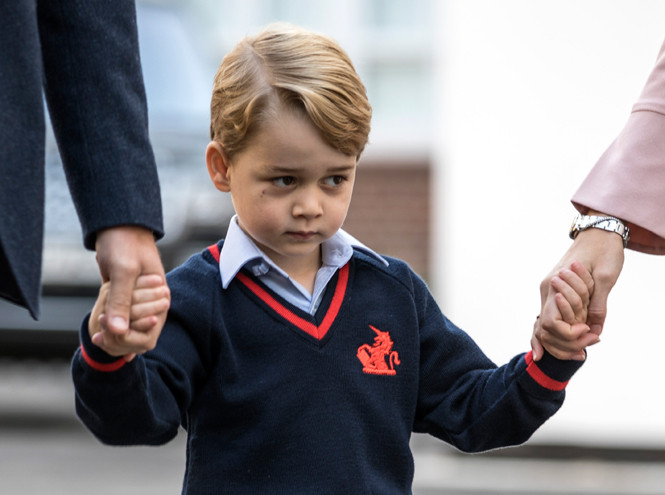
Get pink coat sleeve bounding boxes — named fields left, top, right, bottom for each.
left=572, top=38, right=665, bottom=254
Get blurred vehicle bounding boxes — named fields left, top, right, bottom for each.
left=0, top=5, right=234, bottom=357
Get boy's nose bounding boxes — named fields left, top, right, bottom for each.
left=292, top=191, right=323, bottom=219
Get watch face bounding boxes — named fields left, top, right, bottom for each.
left=569, top=216, right=581, bottom=239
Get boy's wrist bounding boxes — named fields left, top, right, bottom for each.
left=531, top=347, right=585, bottom=380
left=80, top=313, right=124, bottom=364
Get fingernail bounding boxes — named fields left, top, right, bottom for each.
left=572, top=354, right=586, bottom=361
left=92, top=333, right=103, bottom=346
left=110, top=317, right=128, bottom=330
left=590, top=324, right=602, bottom=334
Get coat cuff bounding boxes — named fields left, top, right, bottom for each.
left=79, top=313, right=127, bottom=372
left=83, top=221, right=164, bottom=251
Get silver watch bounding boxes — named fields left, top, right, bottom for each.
left=569, top=214, right=630, bottom=248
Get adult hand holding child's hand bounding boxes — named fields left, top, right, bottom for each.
left=89, top=274, right=170, bottom=361
left=532, top=224, right=624, bottom=361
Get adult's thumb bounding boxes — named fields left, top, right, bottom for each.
left=105, top=274, right=135, bottom=335
left=586, top=285, right=610, bottom=337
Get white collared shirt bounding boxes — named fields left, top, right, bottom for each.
left=218, top=215, right=388, bottom=314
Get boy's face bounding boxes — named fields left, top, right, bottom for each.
left=207, top=109, right=357, bottom=273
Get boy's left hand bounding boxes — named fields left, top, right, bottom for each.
left=531, top=261, right=597, bottom=361
left=90, top=274, right=170, bottom=362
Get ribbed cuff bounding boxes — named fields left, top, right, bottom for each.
left=79, top=313, right=127, bottom=372
left=519, top=349, right=584, bottom=396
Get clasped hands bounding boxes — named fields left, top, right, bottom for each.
left=532, top=223, right=625, bottom=361
left=89, top=226, right=170, bottom=362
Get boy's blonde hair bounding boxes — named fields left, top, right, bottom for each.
left=210, top=23, right=371, bottom=158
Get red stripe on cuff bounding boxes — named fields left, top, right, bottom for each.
left=80, top=345, right=126, bottom=372
left=524, top=351, right=568, bottom=391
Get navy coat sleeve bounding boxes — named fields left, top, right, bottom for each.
left=39, top=0, right=163, bottom=249
left=0, top=0, right=164, bottom=317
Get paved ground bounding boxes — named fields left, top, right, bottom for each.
left=1, top=359, right=665, bottom=495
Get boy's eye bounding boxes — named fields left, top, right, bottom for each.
left=323, top=176, right=345, bottom=186
left=273, top=177, right=295, bottom=187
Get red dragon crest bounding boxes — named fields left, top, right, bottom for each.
left=357, top=325, right=400, bottom=375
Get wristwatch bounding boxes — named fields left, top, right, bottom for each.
left=569, top=214, right=630, bottom=248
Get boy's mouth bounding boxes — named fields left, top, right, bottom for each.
left=287, top=231, right=316, bottom=240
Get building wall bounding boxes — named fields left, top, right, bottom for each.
left=344, top=162, right=430, bottom=279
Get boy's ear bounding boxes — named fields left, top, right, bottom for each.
left=206, top=142, right=232, bottom=192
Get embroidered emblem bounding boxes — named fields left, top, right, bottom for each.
left=357, top=325, right=400, bottom=375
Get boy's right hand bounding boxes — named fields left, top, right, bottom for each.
left=89, top=274, right=170, bottom=361
left=531, top=261, right=597, bottom=361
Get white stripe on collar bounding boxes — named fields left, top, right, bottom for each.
left=218, top=215, right=388, bottom=289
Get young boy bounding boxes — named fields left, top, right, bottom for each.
left=72, top=24, right=594, bottom=494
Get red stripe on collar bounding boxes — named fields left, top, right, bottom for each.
left=208, top=243, right=221, bottom=262
left=236, top=263, right=350, bottom=340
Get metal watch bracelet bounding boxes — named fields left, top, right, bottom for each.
left=569, top=214, right=630, bottom=248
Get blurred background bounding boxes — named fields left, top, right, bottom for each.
left=2, top=0, right=665, bottom=493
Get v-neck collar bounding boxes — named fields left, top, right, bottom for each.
left=235, top=262, right=350, bottom=341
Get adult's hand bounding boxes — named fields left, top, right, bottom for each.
left=532, top=215, right=625, bottom=361
left=95, top=225, right=167, bottom=337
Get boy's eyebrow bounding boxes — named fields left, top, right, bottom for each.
left=264, top=164, right=356, bottom=174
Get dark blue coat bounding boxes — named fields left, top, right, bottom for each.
left=0, top=0, right=163, bottom=318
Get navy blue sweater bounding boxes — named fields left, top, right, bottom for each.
left=72, top=241, right=583, bottom=494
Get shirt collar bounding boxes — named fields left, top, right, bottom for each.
left=218, top=215, right=388, bottom=288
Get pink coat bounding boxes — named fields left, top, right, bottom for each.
left=573, top=38, right=665, bottom=254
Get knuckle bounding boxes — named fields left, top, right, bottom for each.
left=592, top=267, right=616, bottom=287
left=539, top=278, right=550, bottom=294
left=587, top=306, right=607, bottom=319
left=111, top=257, right=142, bottom=276
left=540, top=317, right=556, bottom=332
left=539, top=331, right=553, bottom=346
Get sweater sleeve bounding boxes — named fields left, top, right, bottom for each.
left=72, top=313, right=206, bottom=445
left=411, top=274, right=583, bottom=453
left=71, top=259, right=214, bottom=445
left=572, top=37, right=665, bottom=254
